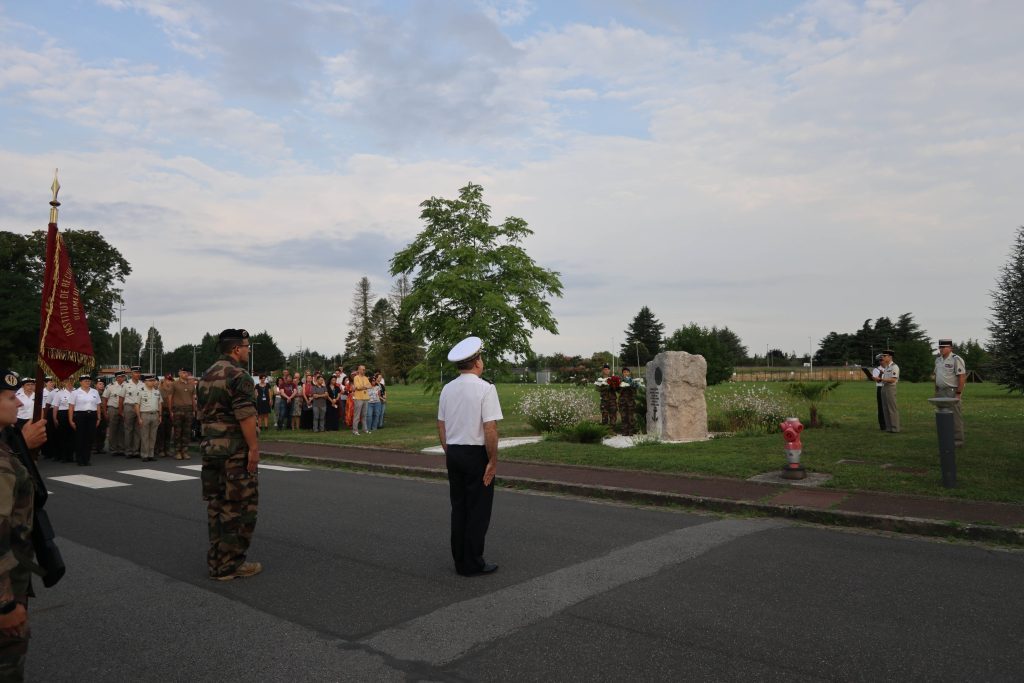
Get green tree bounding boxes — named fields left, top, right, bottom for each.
left=663, top=323, right=733, bottom=385
left=112, top=327, right=145, bottom=368
left=344, top=276, right=376, bottom=367
left=989, top=226, right=1024, bottom=392
left=249, top=331, right=285, bottom=374
left=620, top=306, right=664, bottom=367
left=713, top=326, right=748, bottom=366
left=389, top=183, right=563, bottom=388
left=958, top=339, right=991, bottom=379
left=893, top=340, right=934, bottom=382
left=0, top=229, right=130, bottom=372
left=786, top=381, right=841, bottom=427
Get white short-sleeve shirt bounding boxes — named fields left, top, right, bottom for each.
left=437, top=373, right=503, bottom=446
left=69, top=387, right=102, bottom=411
left=15, top=389, right=34, bottom=420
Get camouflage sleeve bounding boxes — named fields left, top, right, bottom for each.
left=229, top=369, right=258, bottom=422
left=0, top=456, right=21, bottom=602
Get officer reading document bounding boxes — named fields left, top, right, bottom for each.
left=437, top=337, right=503, bottom=577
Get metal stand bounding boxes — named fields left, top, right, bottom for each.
left=928, top=397, right=958, bottom=488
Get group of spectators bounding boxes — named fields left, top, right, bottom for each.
left=256, top=364, right=387, bottom=435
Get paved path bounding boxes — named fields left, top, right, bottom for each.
left=261, top=441, right=1024, bottom=542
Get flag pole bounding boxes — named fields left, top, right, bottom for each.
left=33, top=170, right=60, bottom=423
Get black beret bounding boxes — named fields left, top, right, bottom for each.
left=178, top=367, right=189, bottom=372
left=602, top=364, right=610, bottom=370
left=218, top=329, right=249, bottom=343
left=1, top=371, right=21, bottom=391
left=882, top=349, right=895, bottom=356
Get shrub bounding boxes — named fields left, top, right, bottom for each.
left=556, top=421, right=611, bottom=443
left=518, top=387, right=598, bottom=432
left=708, top=384, right=792, bottom=434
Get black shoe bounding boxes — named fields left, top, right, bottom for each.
left=458, top=563, right=498, bottom=577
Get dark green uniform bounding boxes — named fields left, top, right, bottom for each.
left=598, top=382, right=618, bottom=425
left=618, top=381, right=637, bottom=436
left=197, top=356, right=258, bottom=578
left=0, top=440, right=34, bottom=681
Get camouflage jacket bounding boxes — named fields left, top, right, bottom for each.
left=0, top=440, right=34, bottom=598
left=197, top=356, right=257, bottom=458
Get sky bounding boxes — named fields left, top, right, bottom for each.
left=1, top=0, right=1021, bottom=365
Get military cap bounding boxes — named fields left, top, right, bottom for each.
left=447, top=336, right=483, bottom=363
left=143, top=373, right=156, bottom=381
left=1, top=371, right=20, bottom=392
left=21, top=377, right=36, bottom=386
left=179, top=367, right=190, bottom=373
left=79, top=374, right=92, bottom=381
left=881, top=349, right=895, bottom=357
left=874, top=353, right=883, bottom=361
left=218, top=328, right=249, bottom=343
left=937, top=338, right=953, bottom=347
left=115, top=371, right=127, bottom=378
left=130, top=366, right=142, bottom=372
left=602, top=364, right=610, bottom=370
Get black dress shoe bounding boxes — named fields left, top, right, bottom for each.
left=458, top=563, right=499, bottom=577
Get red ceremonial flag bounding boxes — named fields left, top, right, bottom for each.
left=36, top=177, right=95, bottom=382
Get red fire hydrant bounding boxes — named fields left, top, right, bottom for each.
left=780, top=417, right=806, bottom=480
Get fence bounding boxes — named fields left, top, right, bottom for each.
left=731, top=366, right=869, bottom=382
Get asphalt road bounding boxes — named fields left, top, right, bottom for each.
left=25, top=455, right=1024, bottom=682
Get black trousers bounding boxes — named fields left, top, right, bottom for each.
left=446, top=444, right=494, bottom=573
left=73, top=411, right=97, bottom=465
left=56, top=411, right=75, bottom=462
left=875, top=386, right=886, bottom=431
left=94, top=415, right=108, bottom=453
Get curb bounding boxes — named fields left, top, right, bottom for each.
left=262, top=450, right=1024, bottom=547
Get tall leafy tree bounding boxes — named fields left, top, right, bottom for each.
left=620, top=306, right=664, bottom=367
left=989, top=226, right=1024, bottom=392
left=249, top=331, right=285, bottom=374
left=0, top=229, right=130, bottom=372
left=663, top=323, right=734, bottom=385
left=112, top=327, right=145, bottom=368
left=390, top=182, right=562, bottom=387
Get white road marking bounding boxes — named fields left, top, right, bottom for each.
left=48, top=475, right=131, bottom=489
left=177, top=464, right=307, bottom=472
left=118, top=469, right=197, bottom=482
left=361, top=518, right=786, bottom=665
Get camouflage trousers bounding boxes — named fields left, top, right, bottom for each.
left=202, top=452, right=259, bottom=577
left=172, top=409, right=194, bottom=457
left=0, top=598, right=29, bottom=682
left=618, top=391, right=635, bottom=435
left=154, top=408, right=173, bottom=456
left=599, top=389, right=618, bottom=425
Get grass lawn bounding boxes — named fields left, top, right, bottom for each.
left=261, top=381, right=1024, bottom=503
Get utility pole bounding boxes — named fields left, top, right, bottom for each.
left=117, top=302, right=125, bottom=369
left=192, top=345, right=198, bottom=377
left=148, top=324, right=155, bottom=374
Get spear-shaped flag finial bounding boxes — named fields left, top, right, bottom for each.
left=49, top=168, right=61, bottom=224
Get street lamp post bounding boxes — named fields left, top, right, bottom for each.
left=192, top=345, right=198, bottom=377
left=117, top=303, right=125, bottom=369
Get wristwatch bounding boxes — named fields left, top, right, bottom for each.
left=0, top=599, right=19, bottom=615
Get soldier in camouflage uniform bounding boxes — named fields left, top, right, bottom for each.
left=597, top=365, right=618, bottom=426
left=617, top=367, right=637, bottom=436
left=0, top=370, right=37, bottom=680
left=171, top=368, right=197, bottom=460
left=197, top=330, right=262, bottom=581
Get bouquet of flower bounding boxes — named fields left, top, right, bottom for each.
left=607, top=375, right=622, bottom=390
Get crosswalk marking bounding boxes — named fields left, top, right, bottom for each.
left=119, top=469, right=198, bottom=482
left=49, top=475, right=131, bottom=489
left=176, top=464, right=308, bottom=472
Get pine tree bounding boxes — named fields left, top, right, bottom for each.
left=620, top=306, right=664, bottom=367
left=344, top=276, right=376, bottom=367
left=989, top=226, right=1024, bottom=392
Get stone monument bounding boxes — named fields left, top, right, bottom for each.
left=645, top=351, right=708, bottom=441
